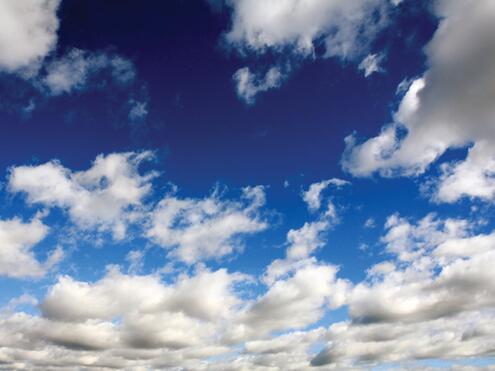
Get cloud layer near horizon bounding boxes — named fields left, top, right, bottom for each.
left=1, top=152, right=495, bottom=369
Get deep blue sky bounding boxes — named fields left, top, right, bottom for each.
left=0, top=0, right=443, bottom=284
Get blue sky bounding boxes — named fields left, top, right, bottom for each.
left=0, top=0, right=495, bottom=370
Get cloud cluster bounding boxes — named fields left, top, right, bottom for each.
left=0, top=178, right=349, bottom=370
left=224, top=0, right=389, bottom=60
left=313, top=213, right=495, bottom=367
left=0, top=266, right=245, bottom=369
left=342, top=0, right=495, bottom=203
left=147, top=186, right=268, bottom=263
left=1, top=1, right=495, bottom=367
left=5, top=152, right=273, bottom=268
left=219, top=0, right=394, bottom=102
left=0, top=198, right=347, bottom=369
left=0, top=176, right=346, bottom=369
left=9, top=151, right=155, bottom=240
left=1, top=169, right=495, bottom=369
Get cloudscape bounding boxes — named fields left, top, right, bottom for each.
left=0, top=0, right=494, bottom=370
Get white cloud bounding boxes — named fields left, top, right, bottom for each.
left=242, top=262, right=346, bottom=338
left=0, top=218, right=62, bottom=279
left=237, top=183, right=352, bottom=345
left=364, top=217, right=376, bottom=228
left=233, top=66, right=286, bottom=104
left=41, top=266, right=244, bottom=324
left=342, top=0, right=495, bottom=203
left=263, top=223, right=329, bottom=286
left=40, top=48, right=136, bottom=96
left=302, top=178, right=348, bottom=211
left=224, top=0, right=389, bottom=61
left=128, top=98, right=149, bottom=123
left=224, top=0, right=393, bottom=103
left=147, top=186, right=267, bottom=263
left=434, top=141, right=495, bottom=202
left=9, top=151, right=155, bottom=240
left=1, top=209, right=495, bottom=369
left=239, top=328, right=326, bottom=370
left=0, top=4, right=144, bottom=120
left=0, top=0, right=60, bottom=74
left=313, top=311, right=495, bottom=367
left=358, top=52, right=385, bottom=77
left=313, top=212, right=495, bottom=367
left=0, top=266, right=250, bottom=369
left=264, top=179, right=348, bottom=285
left=285, top=221, right=330, bottom=261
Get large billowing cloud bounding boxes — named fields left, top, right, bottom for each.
left=342, top=0, right=495, bottom=203
left=0, top=0, right=60, bottom=74
left=0, top=266, right=245, bottom=369
left=9, top=152, right=155, bottom=240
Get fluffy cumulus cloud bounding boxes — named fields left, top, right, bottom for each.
left=0, top=0, right=60, bottom=74
left=9, top=151, right=155, bottom=240
left=242, top=262, right=346, bottom=339
left=0, top=267, right=325, bottom=370
left=0, top=266, right=246, bottom=369
left=0, top=252, right=347, bottom=370
left=312, top=213, right=495, bottom=367
left=147, top=186, right=267, bottom=263
left=220, top=0, right=393, bottom=102
left=0, top=217, right=62, bottom=278
left=342, top=0, right=495, bottom=203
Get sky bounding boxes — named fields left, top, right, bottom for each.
left=0, top=0, right=494, bottom=370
